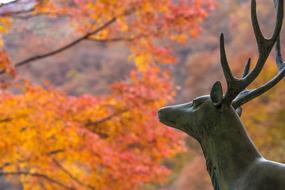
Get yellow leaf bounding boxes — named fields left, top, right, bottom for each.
left=134, top=54, right=151, bottom=71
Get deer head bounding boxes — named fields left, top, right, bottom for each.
left=158, top=0, right=285, bottom=141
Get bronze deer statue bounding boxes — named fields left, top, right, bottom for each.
left=158, top=0, right=285, bottom=190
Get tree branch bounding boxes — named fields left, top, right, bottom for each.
left=0, top=0, right=19, bottom=8
left=0, top=17, right=117, bottom=75
left=53, top=159, right=96, bottom=190
left=8, top=11, right=70, bottom=19
left=0, top=117, right=12, bottom=123
left=87, top=33, right=150, bottom=43
left=0, top=0, right=36, bottom=16
left=85, top=108, right=129, bottom=128
left=0, top=171, right=75, bottom=190
left=0, top=162, right=12, bottom=170
left=85, top=99, right=156, bottom=129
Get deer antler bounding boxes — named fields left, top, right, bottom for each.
left=219, top=0, right=284, bottom=108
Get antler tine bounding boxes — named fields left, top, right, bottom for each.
left=231, top=59, right=252, bottom=107
left=275, top=0, right=284, bottom=69
left=274, top=0, right=284, bottom=70
left=251, top=0, right=265, bottom=51
left=242, top=0, right=283, bottom=87
left=242, top=58, right=251, bottom=78
left=233, top=66, right=285, bottom=108
left=232, top=0, right=285, bottom=108
left=276, top=36, right=284, bottom=69
left=220, top=33, right=235, bottom=83
left=219, top=0, right=283, bottom=107
left=271, top=0, right=284, bottom=43
left=231, top=59, right=251, bottom=107
left=219, top=33, right=244, bottom=104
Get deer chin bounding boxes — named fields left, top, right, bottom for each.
left=159, top=118, right=177, bottom=128
left=158, top=112, right=177, bottom=128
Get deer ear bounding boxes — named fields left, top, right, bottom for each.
left=210, top=81, right=223, bottom=106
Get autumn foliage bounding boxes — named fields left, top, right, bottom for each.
left=0, top=0, right=215, bottom=189
left=0, top=71, right=184, bottom=190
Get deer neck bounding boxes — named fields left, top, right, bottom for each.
left=197, top=107, right=262, bottom=190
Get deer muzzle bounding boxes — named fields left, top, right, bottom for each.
left=158, top=106, right=178, bottom=128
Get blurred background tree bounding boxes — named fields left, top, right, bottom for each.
left=0, top=0, right=215, bottom=189
left=0, top=0, right=284, bottom=190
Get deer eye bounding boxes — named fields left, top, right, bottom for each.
left=192, top=99, right=203, bottom=108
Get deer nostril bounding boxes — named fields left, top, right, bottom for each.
left=158, top=108, right=177, bottom=127
left=158, top=108, right=169, bottom=122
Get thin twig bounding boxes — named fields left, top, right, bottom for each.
left=85, top=108, right=129, bottom=128
left=87, top=33, right=150, bottom=43
left=85, top=99, right=156, bottom=128
left=0, top=171, right=75, bottom=190
left=0, top=117, right=12, bottom=123
left=53, top=159, right=96, bottom=190
left=0, top=0, right=19, bottom=8
left=0, top=17, right=117, bottom=75
left=0, top=8, right=34, bottom=16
